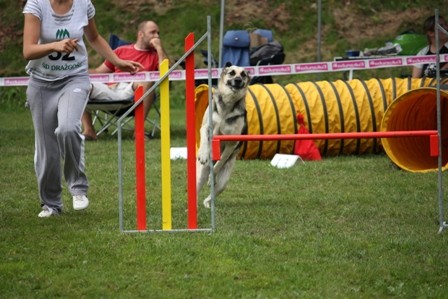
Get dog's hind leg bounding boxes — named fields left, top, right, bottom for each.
left=203, top=155, right=237, bottom=208
left=214, top=157, right=236, bottom=196
left=202, top=145, right=236, bottom=208
left=196, top=160, right=210, bottom=197
left=213, top=142, right=239, bottom=175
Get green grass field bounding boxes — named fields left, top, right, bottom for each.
left=1, top=98, right=448, bottom=298
left=2, top=1, right=448, bottom=297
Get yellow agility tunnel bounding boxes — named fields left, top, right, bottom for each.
left=381, top=87, right=448, bottom=173
left=195, top=77, right=439, bottom=161
left=195, top=83, right=298, bottom=160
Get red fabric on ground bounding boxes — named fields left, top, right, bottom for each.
left=293, top=113, right=322, bottom=161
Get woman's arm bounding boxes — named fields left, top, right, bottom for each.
left=89, top=63, right=113, bottom=74
left=84, top=18, right=143, bottom=74
left=23, top=13, right=79, bottom=60
left=412, top=66, right=423, bottom=78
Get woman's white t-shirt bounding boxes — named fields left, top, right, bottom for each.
left=23, top=0, right=95, bottom=81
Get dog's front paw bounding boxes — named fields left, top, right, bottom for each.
left=197, top=148, right=209, bottom=165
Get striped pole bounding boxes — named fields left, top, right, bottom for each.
left=185, top=33, right=198, bottom=229
left=134, top=86, right=146, bottom=231
left=160, top=59, right=172, bottom=230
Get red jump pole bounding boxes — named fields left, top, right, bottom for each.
left=212, top=131, right=439, bottom=159
left=430, top=134, right=439, bottom=157
left=213, top=131, right=438, bottom=142
left=212, top=139, right=221, bottom=161
left=185, top=33, right=198, bottom=229
left=134, top=86, right=147, bottom=231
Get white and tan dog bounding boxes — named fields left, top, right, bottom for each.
left=196, top=64, right=250, bottom=208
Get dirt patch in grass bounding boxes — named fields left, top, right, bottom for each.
left=3, top=1, right=431, bottom=62
left=111, top=0, right=428, bottom=44
left=111, top=0, right=174, bottom=14
left=332, top=7, right=428, bottom=44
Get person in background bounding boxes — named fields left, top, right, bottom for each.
left=23, top=0, right=143, bottom=217
left=82, top=20, right=170, bottom=141
left=412, top=15, right=448, bottom=78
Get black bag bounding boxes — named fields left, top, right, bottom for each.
left=249, top=41, right=285, bottom=66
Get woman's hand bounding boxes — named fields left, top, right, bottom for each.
left=54, top=38, right=79, bottom=53
left=116, top=60, right=144, bottom=74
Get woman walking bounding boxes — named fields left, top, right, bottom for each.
left=23, top=0, right=143, bottom=217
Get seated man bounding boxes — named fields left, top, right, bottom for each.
left=82, top=20, right=169, bottom=140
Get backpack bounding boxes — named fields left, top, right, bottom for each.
left=249, top=41, right=285, bottom=66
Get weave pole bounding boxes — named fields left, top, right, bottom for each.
left=117, top=18, right=214, bottom=233
left=185, top=33, right=198, bottom=229
left=160, top=59, right=172, bottom=230
left=134, top=86, right=147, bottom=231
left=435, top=8, right=448, bottom=233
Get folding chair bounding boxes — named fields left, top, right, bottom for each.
left=86, top=34, right=161, bottom=138
left=221, top=30, right=251, bottom=67
left=87, top=97, right=161, bottom=137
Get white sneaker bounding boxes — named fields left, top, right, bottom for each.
left=73, top=195, right=89, bottom=210
left=38, top=205, right=59, bottom=218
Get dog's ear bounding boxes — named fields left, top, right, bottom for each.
left=243, top=69, right=251, bottom=82
left=225, top=62, right=233, bottom=68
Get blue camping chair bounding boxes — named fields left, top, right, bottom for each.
left=108, top=34, right=131, bottom=49
left=86, top=34, right=160, bottom=137
left=253, top=29, right=274, bottom=43
left=221, top=30, right=251, bottom=67
left=198, top=29, right=284, bottom=85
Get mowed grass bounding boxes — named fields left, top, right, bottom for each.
left=1, top=102, right=448, bottom=298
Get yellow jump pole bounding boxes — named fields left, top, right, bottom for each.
left=160, top=59, right=172, bottom=230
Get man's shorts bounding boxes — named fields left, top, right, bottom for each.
left=89, top=82, right=134, bottom=101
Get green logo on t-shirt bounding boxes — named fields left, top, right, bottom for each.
left=56, top=29, right=70, bottom=40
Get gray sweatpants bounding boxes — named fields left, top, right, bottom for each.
left=27, top=76, right=90, bottom=210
